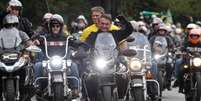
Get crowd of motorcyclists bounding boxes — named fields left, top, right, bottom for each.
left=0, top=0, right=201, bottom=101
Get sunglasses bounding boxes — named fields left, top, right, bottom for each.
left=4, top=23, right=18, bottom=28
left=52, top=24, right=60, bottom=28
left=11, top=6, right=21, bottom=11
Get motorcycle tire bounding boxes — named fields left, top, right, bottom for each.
left=158, top=71, right=164, bottom=97
left=185, top=94, right=193, bottom=101
left=53, top=83, right=64, bottom=101
left=131, top=87, right=145, bottom=101
left=102, top=86, right=112, bottom=101
left=184, top=79, right=192, bottom=101
left=195, top=72, right=201, bottom=101
left=6, top=79, right=15, bottom=101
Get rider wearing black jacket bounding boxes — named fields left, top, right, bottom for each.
left=85, top=14, right=133, bottom=48
left=82, top=14, right=134, bottom=99
left=176, top=28, right=201, bottom=93
left=34, top=14, right=80, bottom=97
left=0, top=0, right=34, bottom=37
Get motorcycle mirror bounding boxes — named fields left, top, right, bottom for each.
left=26, top=45, right=41, bottom=53
left=121, top=49, right=137, bottom=57
left=126, top=36, right=135, bottom=42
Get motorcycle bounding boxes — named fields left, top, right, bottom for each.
left=124, top=32, right=160, bottom=101
left=34, top=35, right=80, bottom=101
left=84, top=32, right=123, bottom=101
left=0, top=36, right=41, bottom=101
left=152, top=36, right=174, bottom=96
left=180, top=52, right=201, bottom=101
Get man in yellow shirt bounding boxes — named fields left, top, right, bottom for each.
left=80, top=6, right=120, bottom=42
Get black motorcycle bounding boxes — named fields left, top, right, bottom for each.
left=180, top=52, right=201, bottom=101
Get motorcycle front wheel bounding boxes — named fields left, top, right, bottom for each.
left=195, top=72, right=201, bottom=101
left=131, top=87, right=145, bottom=101
left=185, top=72, right=201, bottom=101
left=6, top=79, right=15, bottom=101
left=53, top=83, right=64, bottom=101
left=158, top=71, right=164, bottom=96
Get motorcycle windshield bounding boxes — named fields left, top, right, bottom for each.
left=127, top=32, right=152, bottom=64
left=94, top=32, right=118, bottom=60
left=0, top=28, right=22, bottom=49
left=152, top=36, right=168, bottom=55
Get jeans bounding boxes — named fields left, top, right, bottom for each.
left=174, top=58, right=183, bottom=79
left=151, top=60, right=158, bottom=80
left=34, top=61, right=79, bottom=89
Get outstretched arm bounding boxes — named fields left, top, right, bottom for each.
left=113, top=15, right=134, bottom=42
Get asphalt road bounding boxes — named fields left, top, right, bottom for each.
left=162, top=88, right=185, bottom=101
left=31, top=88, right=185, bottom=101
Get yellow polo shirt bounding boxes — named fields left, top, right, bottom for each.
left=80, top=24, right=120, bottom=42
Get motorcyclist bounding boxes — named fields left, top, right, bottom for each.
left=148, top=17, right=163, bottom=39
left=183, top=23, right=199, bottom=41
left=33, top=14, right=80, bottom=97
left=149, top=23, right=176, bottom=90
left=173, top=23, right=199, bottom=87
left=138, top=21, right=150, bottom=36
left=82, top=14, right=133, bottom=100
left=0, top=0, right=34, bottom=37
left=35, top=13, right=53, bottom=35
left=80, top=6, right=120, bottom=42
left=33, top=13, right=53, bottom=63
left=175, top=28, right=201, bottom=93
left=71, top=15, right=88, bottom=33
left=84, top=14, right=133, bottom=48
left=0, top=14, right=33, bottom=100
left=0, top=14, right=31, bottom=49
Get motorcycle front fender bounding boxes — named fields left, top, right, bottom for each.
left=131, top=78, right=143, bottom=87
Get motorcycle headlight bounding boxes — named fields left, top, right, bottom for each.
left=193, top=58, right=201, bottom=67
left=154, top=54, right=161, bottom=60
left=1, top=53, right=18, bottom=62
left=168, top=52, right=172, bottom=56
left=129, top=60, right=142, bottom=72
left=50, top=56, right=63, bottom=69
left=95, top=58, right=107, bottom=70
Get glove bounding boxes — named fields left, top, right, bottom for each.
left=116, top=15, right=126, bottom=22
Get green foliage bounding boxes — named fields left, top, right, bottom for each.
left=1, top=0, right=201, bottom=28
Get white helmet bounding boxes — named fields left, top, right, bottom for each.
left=186, top=23, right=198, bottom=29
left=9, top=0, right=22, bottom=7
left=43, top=13, right=53, bottom=20
left=130, top=20, right=139, bottom=31
left=152, top=17, right=163, bottom=25
left=77, top=15, right=88, bottom=25
left=3, top=14, right=19, bottom=25
left=50, top=14, right=64, bottom=25
left=158, top=24, right=167, bottom=31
